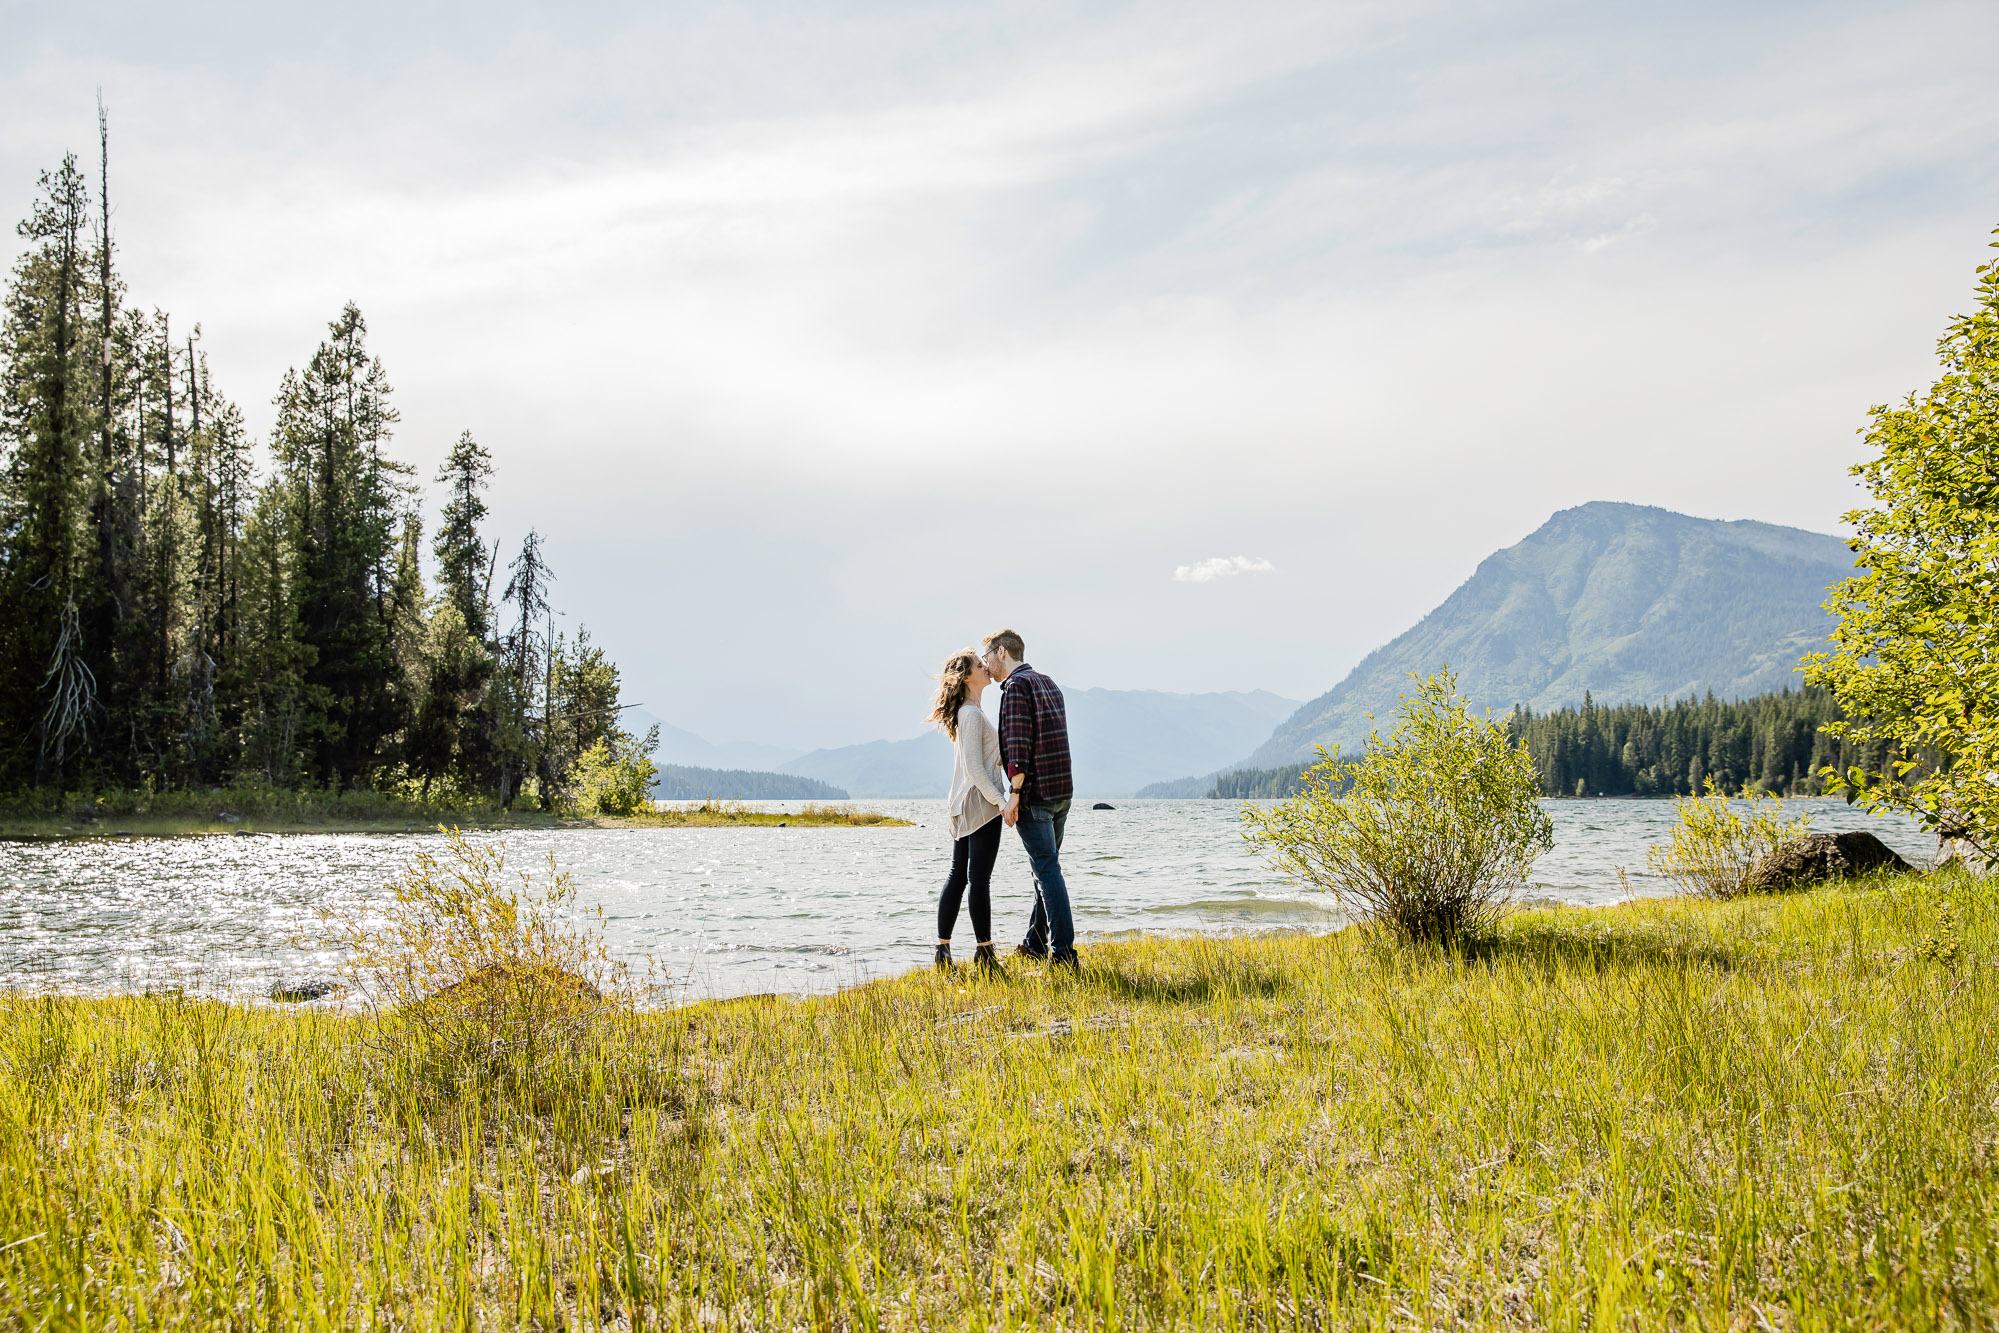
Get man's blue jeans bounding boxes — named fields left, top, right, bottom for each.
left=1016, top=798, right=1074, bottom=957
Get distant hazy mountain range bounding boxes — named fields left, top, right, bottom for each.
left=653, top=764, right=848, bottom=801
left=630, top=713, right=805, bottom=772
left=776, top=688, right=1300, bottom=798
left=645, top=503, right=1848, bottom=802
left=637, top=689, right=1300, bottom=799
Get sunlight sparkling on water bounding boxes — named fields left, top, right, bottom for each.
left=0, top=799, right=1935, bottom=1001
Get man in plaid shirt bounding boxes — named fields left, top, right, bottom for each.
left=981, top=628, right=1078, bottom=968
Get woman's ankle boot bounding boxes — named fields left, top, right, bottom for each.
left=974, top=944, right=1003, bottom=976
left=934, top=942, right=952, bottom=971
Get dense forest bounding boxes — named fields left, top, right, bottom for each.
left=0, top=123, right=652, bottom=809
left=1214, top=687, right=1900, bottom=800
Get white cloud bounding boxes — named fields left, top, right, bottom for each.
left=1174, top=555, right=1276, bottom=584
left=5, top=0, right=1996, bottom=747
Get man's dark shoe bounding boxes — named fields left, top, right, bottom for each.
left=1050, top=949, right=1081, bottom=972
left=934, top=943, right=953, bottom=971
left=1013, top=944, right=1050, bottom=962
left=974, top=944, right=1004, bottom=976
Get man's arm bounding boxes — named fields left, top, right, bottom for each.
left=998, top=678, right=1036, bottom=790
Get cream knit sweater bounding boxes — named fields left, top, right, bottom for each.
left=947, top=703, right=1009, bottom=840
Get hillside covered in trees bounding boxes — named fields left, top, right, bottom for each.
left=1211, top=687, right=1902, bottom=799
left=1244, top=503, right=1855, bottom=768
left=0, top=127, right=649, bottom=809
left=653, top=766, right=848, bottom=801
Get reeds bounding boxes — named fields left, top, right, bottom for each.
left=2, top=869, right=1994, bottom=1327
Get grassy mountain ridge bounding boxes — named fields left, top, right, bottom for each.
left=1243, top=502, right=1854, bottom=767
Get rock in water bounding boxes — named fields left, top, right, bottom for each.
left=1744, top=831, right=1911, bottom=893
left=269, top=977, right=345, bottom=1002
left=1092, top=802, right=1115, bottom=810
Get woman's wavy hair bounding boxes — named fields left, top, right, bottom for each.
left=928, top=648, right=981, bottom=740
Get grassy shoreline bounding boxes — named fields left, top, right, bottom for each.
left=0, top=791, right=909, bottom=838
left=3, top=871, right=1994, bottom=1326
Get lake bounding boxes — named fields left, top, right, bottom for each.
left=0, top=798, right=1936, bottom=1001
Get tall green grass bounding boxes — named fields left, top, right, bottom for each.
left=3, top=872, right=1994, bottom=1327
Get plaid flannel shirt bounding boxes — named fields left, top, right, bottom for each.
left=997, top=664, right=1073, bottom=805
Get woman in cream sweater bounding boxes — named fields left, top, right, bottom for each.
left=928, top=648, right=1009, bottom=974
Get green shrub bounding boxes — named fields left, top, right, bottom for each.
left=568, top=724, right=660, bottom=816
left=1646, top=777, right=1813, bottom=899
left=1242, top=669, right=1553, bottom=944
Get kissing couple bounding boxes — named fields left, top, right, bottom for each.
left=927, top=628, right=1079, bottom=975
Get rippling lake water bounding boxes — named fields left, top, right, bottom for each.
left=0, top=798, right=1936, bottom=1001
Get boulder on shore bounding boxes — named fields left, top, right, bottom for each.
left=1744, top=831, right=1912, bottom=893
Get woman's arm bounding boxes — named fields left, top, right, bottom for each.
left=960, top=707, right=1009, bottom=806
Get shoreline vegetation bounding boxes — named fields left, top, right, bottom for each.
left=3, top=872, right=1992, bottom=1324
left=1201, top=685, right=1907, bottom=801
left=1, top=142, right=678, bottom=834
left=0, top=789, right=908, bottom=838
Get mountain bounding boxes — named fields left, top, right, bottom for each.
left=781, top=734, right=951, bottom=798
left=653, top=765, right=848, bottom=801
left=778, top=687, right=1301, bottom=797
left=627, top=710, right=804, bottom=771
left=1067, top=688, right=1298, bottom=793
left=1242, top=502, right=1853, bottom=768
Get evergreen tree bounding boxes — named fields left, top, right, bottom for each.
left=234, top=485, right=308, bottom=784
left=499, top=530, right=553, bottom=807
left=0, top=125, right=636, bottom=808
left=0, top=154, right=97, bottom=783
left=433, top=430, right=493, bottom=640
left=269, top=304, right=412, bottom=789
left=1214, top=687, right=1908, bottom=799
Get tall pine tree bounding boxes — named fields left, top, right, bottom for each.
left=269, top=304, right=412, bottom=789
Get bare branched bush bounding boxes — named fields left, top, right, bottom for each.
left=1242, top=670, right=1553, bottom=945
left=1647, top=778, right=1813, bottom=899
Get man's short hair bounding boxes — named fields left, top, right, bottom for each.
left=981, top=629, right=1025, bottom=661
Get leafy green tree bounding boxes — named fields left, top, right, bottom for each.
left=1804, top=231, right=1999, bottom=855
left=569, top=724, right=660, bottom=816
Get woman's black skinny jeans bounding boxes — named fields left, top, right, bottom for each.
left=938, top=817, right=1003, bottom=942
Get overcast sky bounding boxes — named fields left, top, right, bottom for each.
left=6, top=0, right=1997, bottom=750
